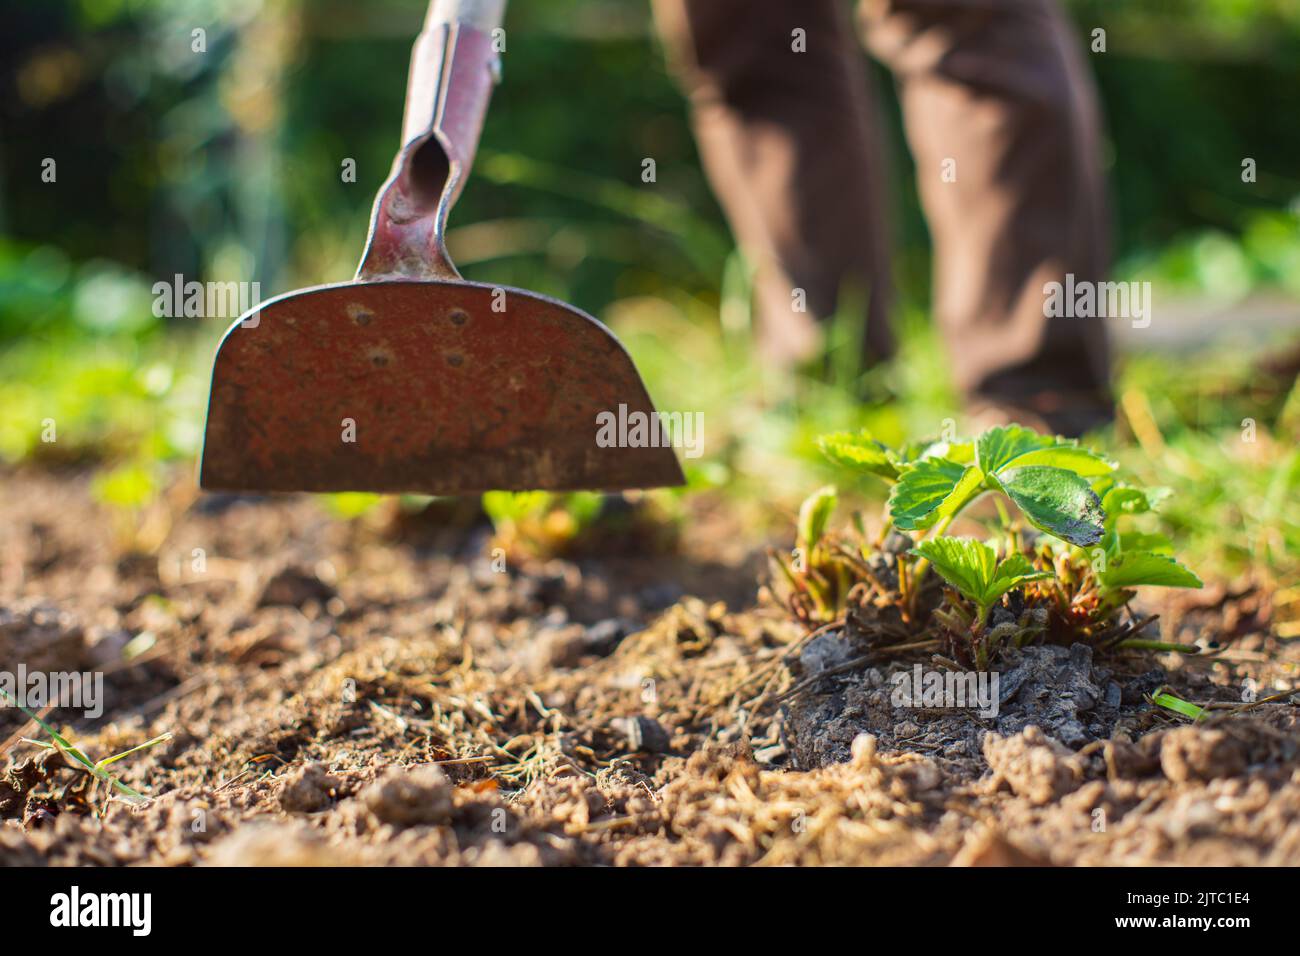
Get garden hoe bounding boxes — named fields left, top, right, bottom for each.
left=200, top=0, right=684, bottom=494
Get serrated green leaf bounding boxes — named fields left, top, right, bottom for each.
left=889, top=439, right=931, bottom=468
left=975, top=425, right=1056, bottom=474
left=995, top=465, right=1106, bottom=547
left=939, top=465, right=987, bottom=522
left=990, top=554, right=1054, bottom=601
left=911, top=537, right=996, bottom=606
left=797, top=485, right=837, bottom=549
left=889, top=459, right=978, bottom=530
left=884, top=437, right=974, bottom=474
left=912, top=538, right=1051, bottom=614
left=976, top=423, right=1114, bottom=478
left=817, top=431, right=898, bottom=480
left=1099, top=551, right=1203, bottom=590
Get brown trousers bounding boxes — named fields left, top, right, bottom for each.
left=652, top=0, right=1112, bottom=412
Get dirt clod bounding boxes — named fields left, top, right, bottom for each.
left=983, top=726, right=1082, bottom=805
left=995, top=644, right=1123, bottom=746
left=276, top=762, right=341, bottom=813
left=360, top=764, right=453, bottom=827
left=207, top=821, right=340, bottom=866
left=1160, top=726, right=1248, bottom=782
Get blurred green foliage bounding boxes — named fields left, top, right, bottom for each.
left=0, top=0, right=1297, bottom=579
left=1114, top=350, right=1300, bottom=578
left=4, top=0, right=1299, bottom=322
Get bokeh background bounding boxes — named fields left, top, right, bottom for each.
left=1, top=0, right=1297, bottom=577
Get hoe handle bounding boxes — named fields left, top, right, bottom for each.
left=357, top=0, right=506, bottom=280
left=404, top=0, right=506, bottom=151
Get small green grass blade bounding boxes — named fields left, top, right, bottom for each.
left=1116, top=639, right=1200, bottom=653
left=1152, top=690, right=1206, bottom=720
left=0, top=686, right=150, bottom=803
left=95, top=732, right=174, bottom=769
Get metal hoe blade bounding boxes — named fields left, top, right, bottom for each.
left=200, top=281, right=685, bottom=494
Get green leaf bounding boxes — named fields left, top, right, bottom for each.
left=976, top=424, right=1115, bottom=477
left=911, top=537, right=996, bottom=606
left=797, top=485, right=837, bottom=549
left=1099, top=551, right=1203, bottom=590
left=988, top=553, right=1055, bottom=603
left=888, top=439, right=931, bottom=468
left=1099, top=484, right=1171, bottom=529
left=1102, top=527, right=1174, bottom=562
left=817, top=431, right=898, bottom=481
left=889, top=458, right=976, bottom=530
left=1002, top=445, right=1116, bottom=477
left=938, top=465, right=987, bottom=522
left=975, top=425, right=1055, bottom=474
left=995, top=465, right=1106, bottom=547
left=915, top=439, right=975, bottom=466
left=1116, top=530, right=1174, bottom=555
left=912, top=538, right=1052, bottom=613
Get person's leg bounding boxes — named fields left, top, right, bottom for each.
left=651, top=0, right=894, bottom=368
left=861, top=0, right=1112, bottom=434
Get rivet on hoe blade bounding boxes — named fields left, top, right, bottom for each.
left=199, top=0, right=685, bottom=495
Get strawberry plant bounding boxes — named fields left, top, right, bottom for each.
left=772, top=424, right=1202, bottom=667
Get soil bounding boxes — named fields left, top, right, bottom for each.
left=1, top=468, right=1297, bottom=867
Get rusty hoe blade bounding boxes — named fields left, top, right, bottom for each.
left=200, top=0, right=685, bottom=495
